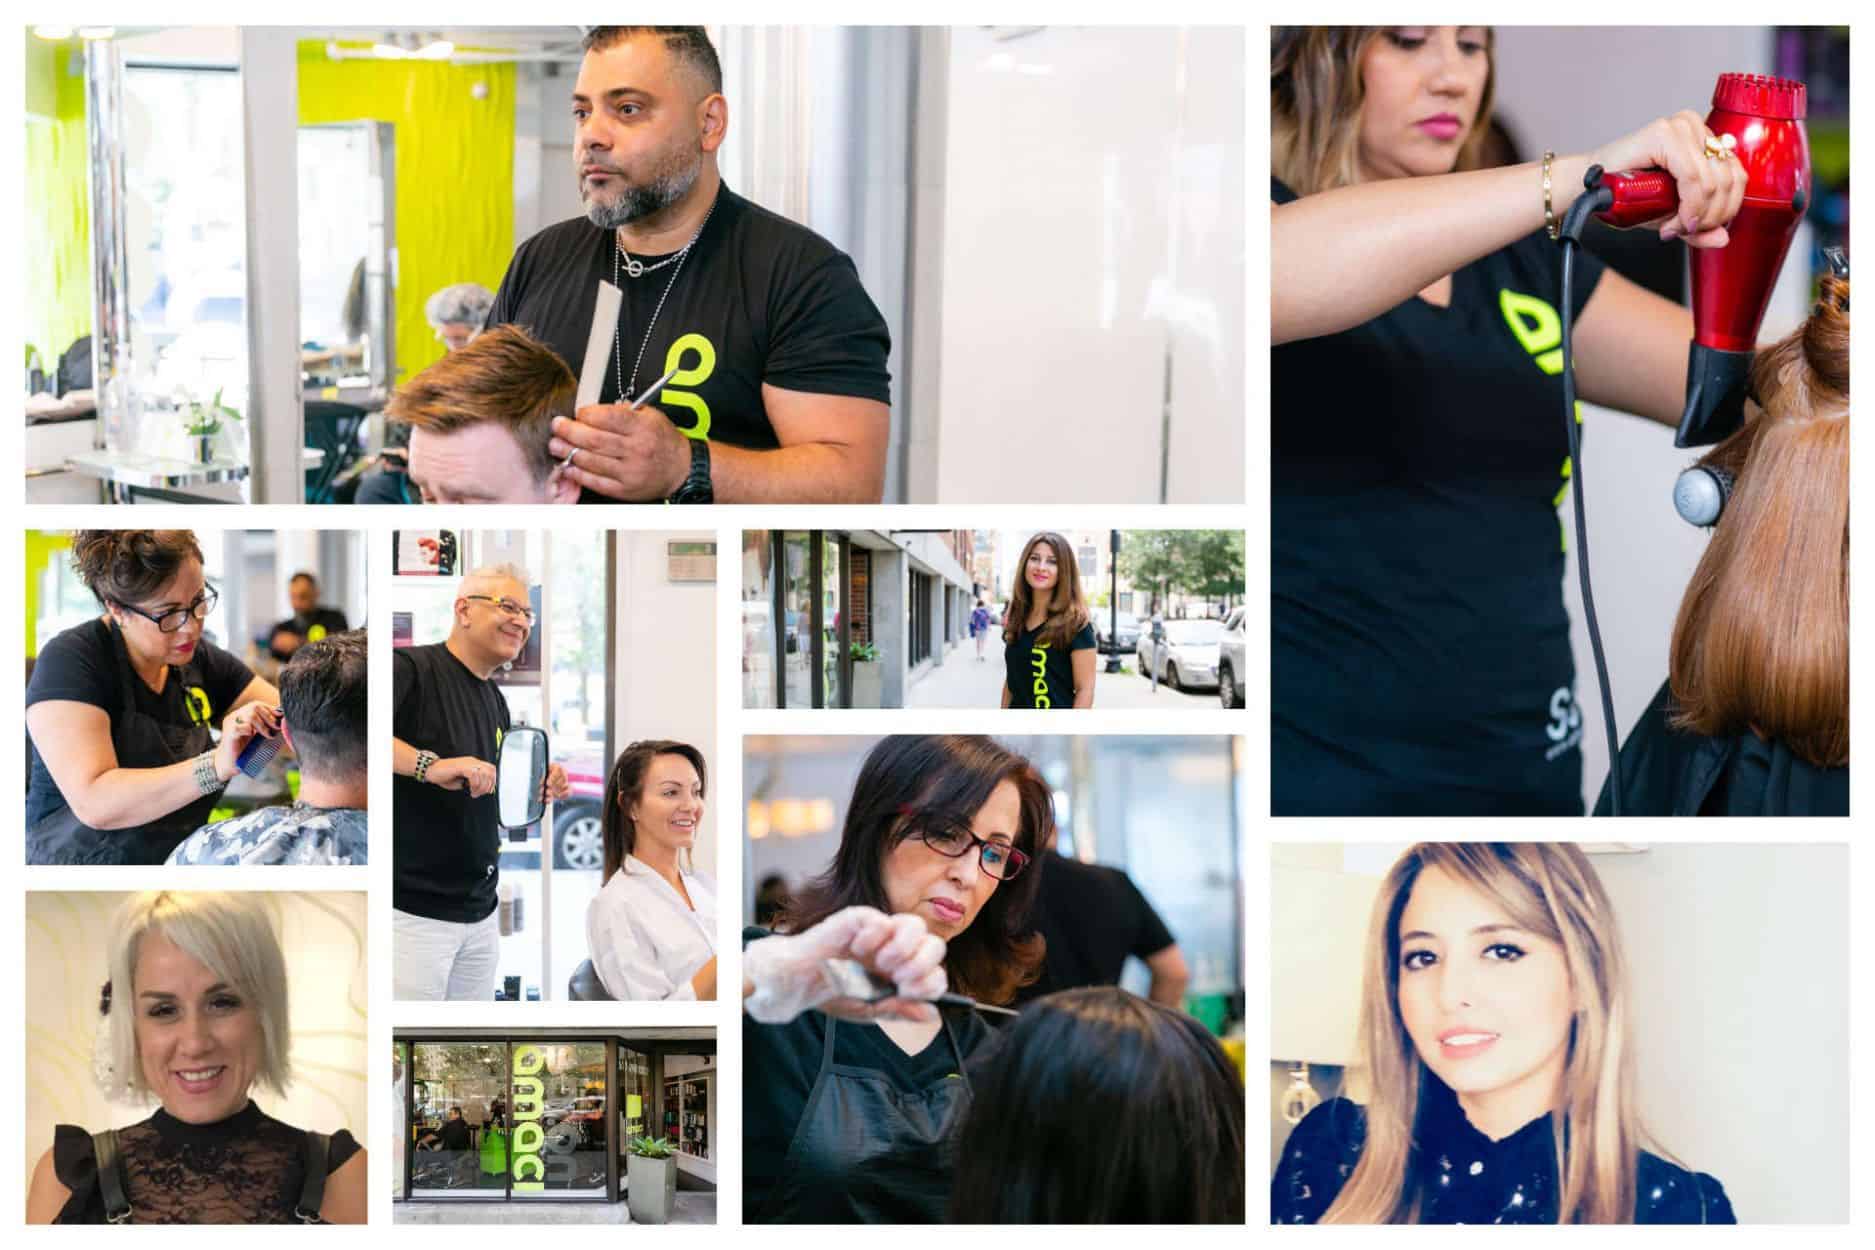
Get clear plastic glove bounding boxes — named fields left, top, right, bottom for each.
left=743, top=905, right=948, bottom=1024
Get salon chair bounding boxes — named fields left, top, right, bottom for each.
left=569, top=958, right=614, bottom=1001
left=303, top=399, right=370, bottom=504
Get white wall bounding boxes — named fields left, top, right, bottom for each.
left=1268, top=844, right=1848, bottom=1223
left=919, top=26, right=1244, bottom=503
left=24, top=892, right=369, bottom=1190
left=613, top=531, right=717, bottom=877
left=1490, top=27, right=1811, bottom=808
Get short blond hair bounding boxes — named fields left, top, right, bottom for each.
left=107, top=892, right=291, bottom=1101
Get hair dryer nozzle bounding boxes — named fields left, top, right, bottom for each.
left=1676, top=341, right=1754, bottom=448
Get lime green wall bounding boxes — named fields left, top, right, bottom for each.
left=24, top=35, right=91, bottom=369
left=25, top=531, right=74, bottom=659
left=297, top=41, right=515, bottom=383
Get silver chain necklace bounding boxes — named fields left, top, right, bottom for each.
left=612, top=198, right=716, bottom=402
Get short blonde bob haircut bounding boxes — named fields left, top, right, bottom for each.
left=106, top=892, right=291, bottom=1101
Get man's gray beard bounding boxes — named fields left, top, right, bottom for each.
left=583, top=158, right=701, bottom=231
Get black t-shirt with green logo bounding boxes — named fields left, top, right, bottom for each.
left=1270, top=176, right=1608, bottom=815
left=486, top=183, right=892, bottom=496
left=1005, top=622, right=1097, bottom=709
left=392, top=642, right=510, bottom=923
left=25, top=619, right=255, bottom=828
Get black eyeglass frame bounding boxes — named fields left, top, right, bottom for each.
left=911, top=820, right=1031, bottom=882
left=111, top=586, right=219, bottom=634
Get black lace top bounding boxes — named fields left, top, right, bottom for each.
left=53, top=1101, right=361, bottom=1224
left=1272, top=1085, right=1735, bottom=1225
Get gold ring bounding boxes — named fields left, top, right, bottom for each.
left=1703, top=133, right=1730, bottom=161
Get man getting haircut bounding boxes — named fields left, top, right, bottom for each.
left=387, top=324, right=582, bottom=504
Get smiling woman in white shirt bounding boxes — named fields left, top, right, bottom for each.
left=584, top=740, right=717, bottom=1001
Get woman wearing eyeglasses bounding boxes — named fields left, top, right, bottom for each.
left=741, top=735, right=1053, bottom=1223
left=26, top=532, right=282, bottom=866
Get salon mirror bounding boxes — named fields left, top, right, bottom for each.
left=496, top=726, right=548, bottom=830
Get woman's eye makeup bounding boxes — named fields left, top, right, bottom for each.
left=1400, top=948, right=1437, bottom=971
left=1482, top=942, right=1527, bottom=962
left=1385, top=29, right=1428, bottom=50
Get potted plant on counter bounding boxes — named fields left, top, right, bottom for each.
left=626, top=1135, right=678, bottom=1224
left=850, top=640, right=883, bottom=708
left=182, top=387, right=244, bottom=464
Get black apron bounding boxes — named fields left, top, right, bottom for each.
left=757, top=1012, right=974, bottom=1223
left=26, top=623, right=221, bottom=865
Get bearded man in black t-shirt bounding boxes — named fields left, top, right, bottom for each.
left=488, top=25, right=893, bottom=504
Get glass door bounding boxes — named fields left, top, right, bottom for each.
left=511, top=1040, right=609, bottom=1200
left=407, top=1041, right=507, bottom=1199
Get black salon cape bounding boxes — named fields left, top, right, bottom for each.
left=741, top=927, right=992, bottom=1223
left=486, top=183, right=891, bottom=492
left=1271, top=1084, right=1735, bottom=1224
left=1594, top=679, right=1848, bottom=815
left=1271, top=176, right=1607, bottom=816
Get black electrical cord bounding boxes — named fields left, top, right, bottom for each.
left=1557, top=173, right=1623, bottom=815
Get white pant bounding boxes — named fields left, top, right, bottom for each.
left=394, top=908, right=500, bottom=1001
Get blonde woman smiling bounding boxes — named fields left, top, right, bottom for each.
left=1272, top=843, right=1733, bottom=1224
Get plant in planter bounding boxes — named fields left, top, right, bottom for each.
left=181, top=387, right=244, bottom=463
left=625, top=1134, right=678, bottom=1224
left=849, top=640, right=884, bottom=708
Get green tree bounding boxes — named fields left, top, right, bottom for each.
left=1117, top=530, right=1181, bottom=608
left=1183, top=530, right=1245, bottom=605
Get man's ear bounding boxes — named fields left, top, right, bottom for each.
left=279, top=716, right=296, bottom=755
left=547, top=465, right=581, bottom=505
left=699, top=93, right=728, bottom=153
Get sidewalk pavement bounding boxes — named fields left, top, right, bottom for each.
left=904, top=637, right=1214, bottom=709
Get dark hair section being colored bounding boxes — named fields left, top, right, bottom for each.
left=950, top=988, right=1247, bottom=1223
left=602, top=740, right=709, bottom=883
left=776, top=735, right=1052, bottom=1004
left=582, top=26, right=723, bottom=95
left=278, top=630, right=369, bottom=780
left=71, top=531, right=205, bottom=608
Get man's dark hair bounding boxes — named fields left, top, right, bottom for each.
left=582, top=26, right=723, bottom=95
left=289, top=571, right=317, bottom=589
left=279, top=629, right=368, bottom=781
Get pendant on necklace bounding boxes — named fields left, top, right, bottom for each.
left=622, top=254, right=645, bottom=279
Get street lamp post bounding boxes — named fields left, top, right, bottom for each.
left=1106, top=529, right=1123, bottom=673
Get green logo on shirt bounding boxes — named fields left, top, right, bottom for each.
left=1500, top=287, right=1584, bottom=552
left=185, top=686, right=212, bottom=726
left=661, top=333, right=717, bottom=440
left=1030, top=645, right=1052, bottom=708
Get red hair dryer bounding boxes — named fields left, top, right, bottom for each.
left=1592, top=73, right=1811, bottom=447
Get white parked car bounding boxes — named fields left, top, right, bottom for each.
left=1218, top=606, right=1246, bottom=708
left=1137, top=618, right=1224, bottom=691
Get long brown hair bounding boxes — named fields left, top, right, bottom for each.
left=601, top=740, right=708, bottom=883
left=1002, top=532, right=1089, bottom=649
left=1326, top=844, right=1646, bottom=1224
left=1272, top=27, right=1497, bottom=196
left=776, top=736, right=1052, bottom=1004
left=1668, top=275, right=1848, bottom=767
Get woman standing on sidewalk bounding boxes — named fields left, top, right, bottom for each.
left=1000, top=533, right=1097, bottom=709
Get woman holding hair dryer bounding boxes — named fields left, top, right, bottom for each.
left=1271, top=27, right=1752, bottom=815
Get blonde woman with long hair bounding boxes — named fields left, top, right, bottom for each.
left=1270, top=27, right=1760, bottom=816
left=1000, top=532, right=1096, bottom=709
left=1272, top=843, right=1733, bottom=1224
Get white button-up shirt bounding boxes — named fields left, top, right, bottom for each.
left=586, top=854, right=717, bottom=1001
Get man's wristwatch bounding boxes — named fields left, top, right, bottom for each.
left=668, top=436, right=713, bottom=504
left=413, top=750, right=439, bottom=784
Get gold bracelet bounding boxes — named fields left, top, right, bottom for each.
left=1543, top=150, right=1558, bottom=240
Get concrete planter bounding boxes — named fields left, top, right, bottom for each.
left=626, top=1153, right=677, bottom=1224
left=850, top=659, right=883, bottom=708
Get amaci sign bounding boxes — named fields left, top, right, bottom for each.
left=510, top=1044, right=586, bottom=1191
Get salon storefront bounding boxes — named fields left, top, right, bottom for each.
left=393, top=1027, right=715, bottom=1207
left=742, top=529, right=979, bottom=708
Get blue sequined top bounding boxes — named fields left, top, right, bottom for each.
left=1272, top=1082, right=1735, bottom=1224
